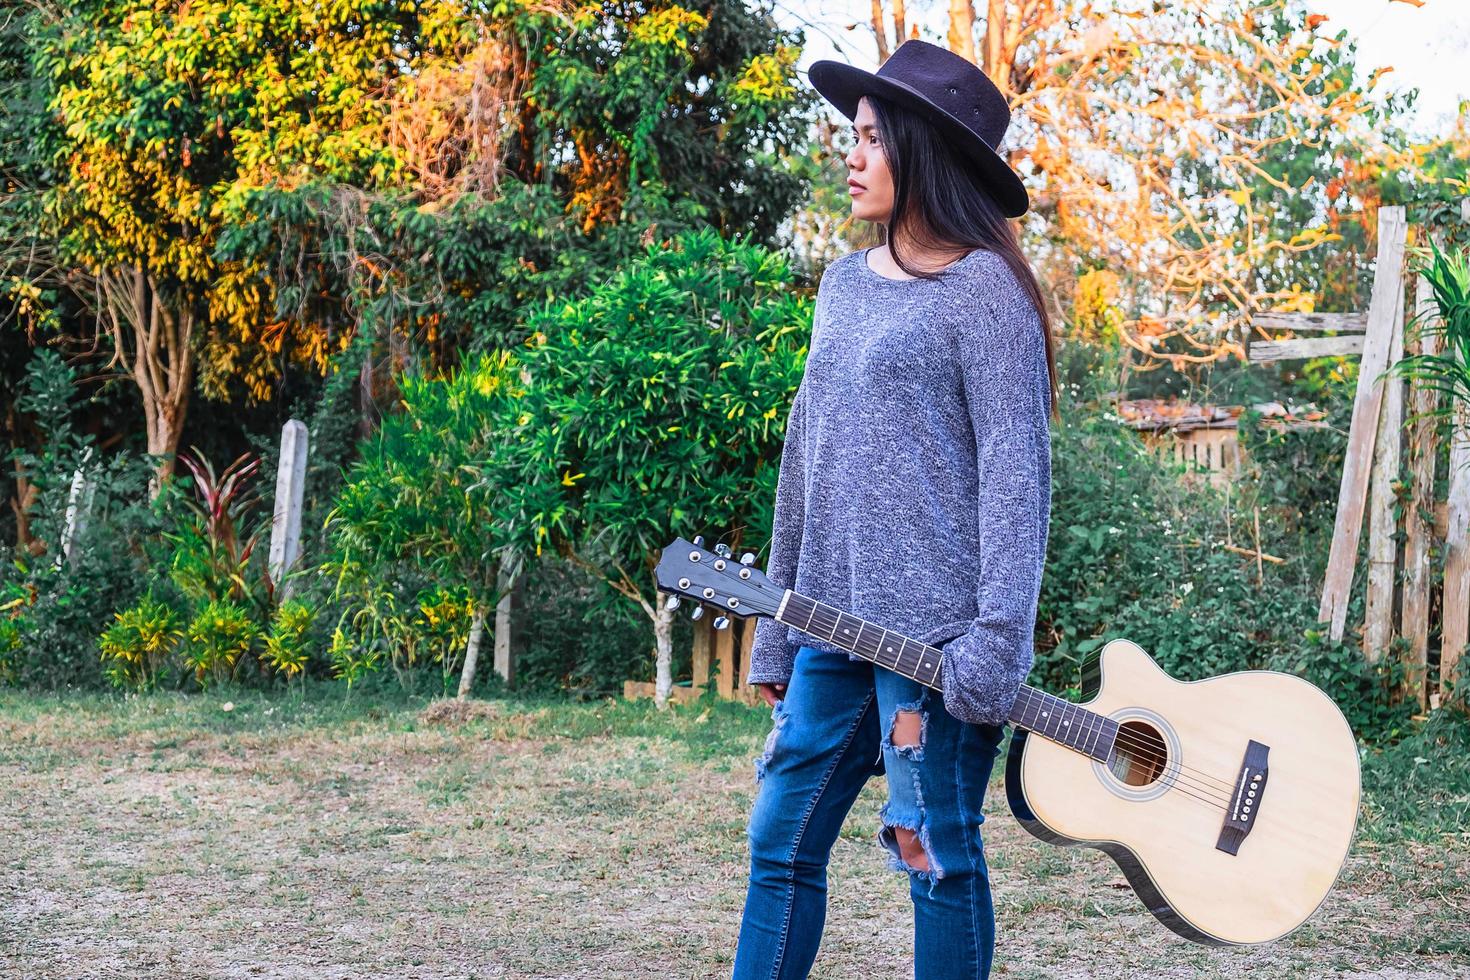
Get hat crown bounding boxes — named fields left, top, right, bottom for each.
left=876, top=40, right=1010, bottom=150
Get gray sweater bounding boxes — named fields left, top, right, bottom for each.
left=745, top=245, right=1052, bottom=727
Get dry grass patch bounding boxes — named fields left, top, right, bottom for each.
left=0, top=688, right=1465, bottom=979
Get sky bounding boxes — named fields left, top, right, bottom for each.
left=772, top=0, right=1469, bottom=140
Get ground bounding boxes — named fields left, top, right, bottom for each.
left=0, top=689, right=1465, bottom=979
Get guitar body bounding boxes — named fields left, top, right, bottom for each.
left=1004, top=638, right=1360, bottom=946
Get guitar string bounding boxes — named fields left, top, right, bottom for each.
left=795, top=599, right=1241, bottom=806
left=694, top=572, right=1241, bottom=812
left=797, top=599, right=1238, bottom=793
left=795, top=599, right=1243, bottom=802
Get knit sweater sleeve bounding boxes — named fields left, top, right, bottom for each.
left=745, top=383, right=807, bottom=685
left=936, top=277, right=1053, bottom=727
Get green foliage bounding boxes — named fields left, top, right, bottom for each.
left=99, top=592, right=182, bottom=691
left=1037, top=376, right=1412, bottom=741
left=1360, top=708, right=1470, bottom=842
left=262, top=599, right=315, bottom=681
left=496, top=227, right=811, bottom=567
left=183, top=599, right=260, bottom=688
left=1389, top=237, right=1470, bottom=421
left=1, top=349, right=159, bottom=689
left=0, top=613, right=20, bottom=685
left=323, top=351, right=521, bottom=690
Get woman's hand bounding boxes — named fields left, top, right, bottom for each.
left=755, top=682, right=788, bottom=707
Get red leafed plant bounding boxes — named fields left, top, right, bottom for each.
left=168, top=449, right=270, bottom=608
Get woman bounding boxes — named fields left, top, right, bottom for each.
left=732, top=39, right=1057, bottom=980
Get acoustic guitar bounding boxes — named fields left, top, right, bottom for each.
left=655, top=535, right=1360, bottom=947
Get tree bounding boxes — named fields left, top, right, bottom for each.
left=490, top=229, right=810, bottom=705
left=212, top=0, right=819, bottom=416
left=33, top=0, right=417, bottom=484
left=841, top=1, right=1416, bottom=371
left=325, top=352, right=523, bottom=697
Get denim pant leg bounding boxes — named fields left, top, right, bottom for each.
left=733, top=645, right=881, bottom=980
left=872, top=669, right=1007, bottom=980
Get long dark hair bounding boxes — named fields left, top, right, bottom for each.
left=866, top=94, right=1059, bottom=419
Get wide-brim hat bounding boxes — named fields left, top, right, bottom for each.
left=807, top=39, right=1029, bottom=218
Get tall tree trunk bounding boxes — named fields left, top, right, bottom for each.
left=458, top=604, right=487, bottom=699
left=99, top=266, right=194, bottom=495
left=949, top=0, right=978, bottom=64
left=870, top=0, right=891, bottom=62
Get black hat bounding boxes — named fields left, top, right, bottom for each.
left=807, top=39, right=1029, bottom=218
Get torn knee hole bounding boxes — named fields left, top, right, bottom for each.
left=884, top=707, right=927, bottom=760
left=890, top=826, right=930, bottom=872
left=892, top=710, right=923, bottom=748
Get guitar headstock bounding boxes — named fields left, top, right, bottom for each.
left=654, top=536, right=786, bottom=629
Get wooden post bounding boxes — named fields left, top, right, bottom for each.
left=493, top=559, right=521, bottom=686
left=58, top=459, right=95, bottom=568
left=1445, top=399, right=1470, bottom=705
left=737, top=617, right=760, bottom=705
left=692, top=616, right=711, bottom=689
left=1402, top=271, right=1442, bottom=708
left=1319, top=206, right=1409, bottom=641
left=715, top=619, right=735, bottom=699
left=1364, top=283, right=1406, bottom=662
left=268, top=419, right=309, bottom=595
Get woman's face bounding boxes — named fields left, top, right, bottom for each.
left=844, top=96, right=894, bottom=224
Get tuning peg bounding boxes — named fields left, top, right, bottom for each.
left=665, top=594, right=681, bottom=611
left=692, top=535, right=705, bottom=547
left=713, top=615, right=730, bottom=630
left=715, top=543, right=732, bottom=558
left=690, top=605, right=705, bottom=620
left=740, top=552, right=756, bottom=565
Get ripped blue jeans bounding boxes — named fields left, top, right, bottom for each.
left=733, top=644, right=1006, bottom=980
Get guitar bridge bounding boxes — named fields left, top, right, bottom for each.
left=1215, top=739, right=1269, bottom=856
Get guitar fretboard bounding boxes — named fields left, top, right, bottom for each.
left=778, top=590, right=1118, bottom=763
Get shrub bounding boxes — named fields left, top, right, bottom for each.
left=99, top=593, right=182, bottom=691
left=1037, top=397, right=1412, bottom=741
left=1, top=349, right=159, bottom=689
left=262, top=599, right=315, bottom=681
left=184, top=600, right=261, bottom=687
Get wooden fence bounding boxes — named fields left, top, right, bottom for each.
left=1247, top=204, right=1469, bottom=710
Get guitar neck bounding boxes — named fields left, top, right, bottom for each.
left=776, top=589, right=1118, bottom=763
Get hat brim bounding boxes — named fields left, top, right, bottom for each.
left=807, top=60, right=1029, bottom=219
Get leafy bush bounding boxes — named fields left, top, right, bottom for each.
left=262, top=599, right=315, bottom=682
left=99, top=592, right=182, bottom=691
left=321, top=352, right=521, bottom=693
left=184, top=599, right=261, bottom=687
left=1037, top=386, right=1412, bottom=741
left=1, top=349, right=160, bottom=689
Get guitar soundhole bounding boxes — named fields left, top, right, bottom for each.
left=1108, top=720, right=1168, bottom=786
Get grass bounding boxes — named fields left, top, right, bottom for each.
left=0, top=682, right=1466, bottom=978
